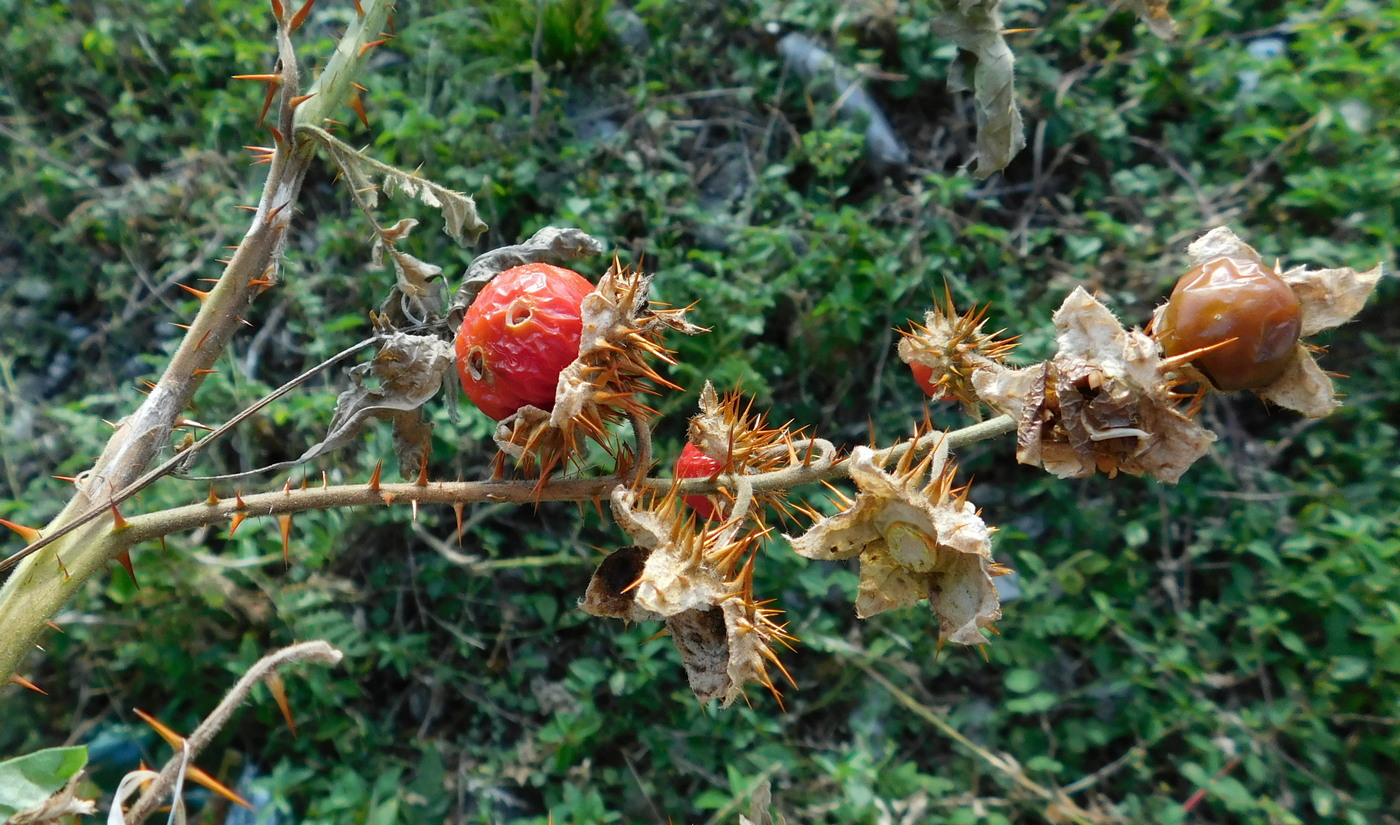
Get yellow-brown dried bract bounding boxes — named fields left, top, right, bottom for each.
left=786, top=434, right=1006, bottom=646
left=975, top=288, right=1215, bottom=483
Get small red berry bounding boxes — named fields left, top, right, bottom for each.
left=455, top=263, right=595, bottom=420
left=909, top=362, right=952, bottom=400
left=675, top=443, right=724, bottom=520
left=1157, top=257, right=1302, bottom=391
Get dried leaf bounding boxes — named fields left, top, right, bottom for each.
left=302, top=125, right=487, bottom=247
left=933, top=0, right=1026, bottom=177
left=300, top=326, right=454, bottom=479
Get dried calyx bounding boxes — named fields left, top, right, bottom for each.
left=679, top=381, right=807, bottom=522
left=898, top=291, right=1017, bottom=413
left=580, top=485, right=794, bottom=707
left=973, top=288, right=1215, bottom=483
left=787, top=430, right=1008, bottom=648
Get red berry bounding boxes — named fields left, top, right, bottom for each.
left=909, top=362, right=948, bottom=400
left=1156, top=257, right=1302, bottom=391
left=455, top=263, right=595, bottom=420
left=675, top=443, right=724, bottom=520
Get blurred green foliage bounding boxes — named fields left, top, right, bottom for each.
left=2, top=0, right=1398, bottom=823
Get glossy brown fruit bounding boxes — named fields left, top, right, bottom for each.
left=1157, top=256, right=1302, bottom=391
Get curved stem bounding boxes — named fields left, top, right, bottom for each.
left=126, top=642, right=343, bottom=825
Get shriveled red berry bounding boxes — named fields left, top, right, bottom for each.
left=455, top=263, right=595, bottom=420
left=1157, top=256, right=1302, bottom=391
left=675, top=443, right=724, bottom=520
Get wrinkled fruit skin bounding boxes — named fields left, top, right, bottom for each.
left=1157, top=256, right=1302, bottom=391
left=675, top=443, right=724, bottom=520
left=455, top=263, right=595, bottom=421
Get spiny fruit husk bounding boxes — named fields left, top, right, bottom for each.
left=974, top=287, right=1215, bottom=483
left=787, top=429, right=1007, bottom=647
left=898, top=289, right=1018, bottom=412
left=494, top=259, right=705, bottom=482
left=684, top=381, right=806, bottom=523
left=579, top=486, right=794, bottom=707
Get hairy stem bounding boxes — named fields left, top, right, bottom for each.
left=125, top=641, right=343, bottom=825
left=105, top=415, right=1014, bottom=554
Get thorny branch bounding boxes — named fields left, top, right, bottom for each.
left=121, top=642, right=344, bottom=825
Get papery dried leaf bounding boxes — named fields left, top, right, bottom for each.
left=300, top=330, right=454, bottom=479
left=7, top=773, right=96, bottom=825
left=934, top=0, right=1026, bottom=177
left=304, top=125, right=486, bottom=248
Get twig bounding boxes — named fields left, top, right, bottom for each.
left=856, top=662, right=1104, bottom=825
left=124, top=641, right=343, bottom=825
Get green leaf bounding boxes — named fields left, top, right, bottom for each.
left=0, top=746, right=88, bottom=820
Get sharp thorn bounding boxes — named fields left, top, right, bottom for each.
left=348, top=91, right=369, bottom=128
left=115, top=550, right=138, bottom=587
left=8, top=675, right=46, bottom=695
left=0, top=519, right=42, bottom=543
left=367, top=460, right=383, bottom=492
left=133, top=708, right=186, bottom=749
left=278, top=514, right=293, bottom=566
left=265, top=670, right=298, bottom=736
left=358, top=38, right=390, bottom=57
left=109, top=501, right=129, bottom=531
left=288, top=0, right=316, bottom=33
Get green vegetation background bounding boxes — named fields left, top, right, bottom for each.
left=1, top=0, right=1397, bottom=822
